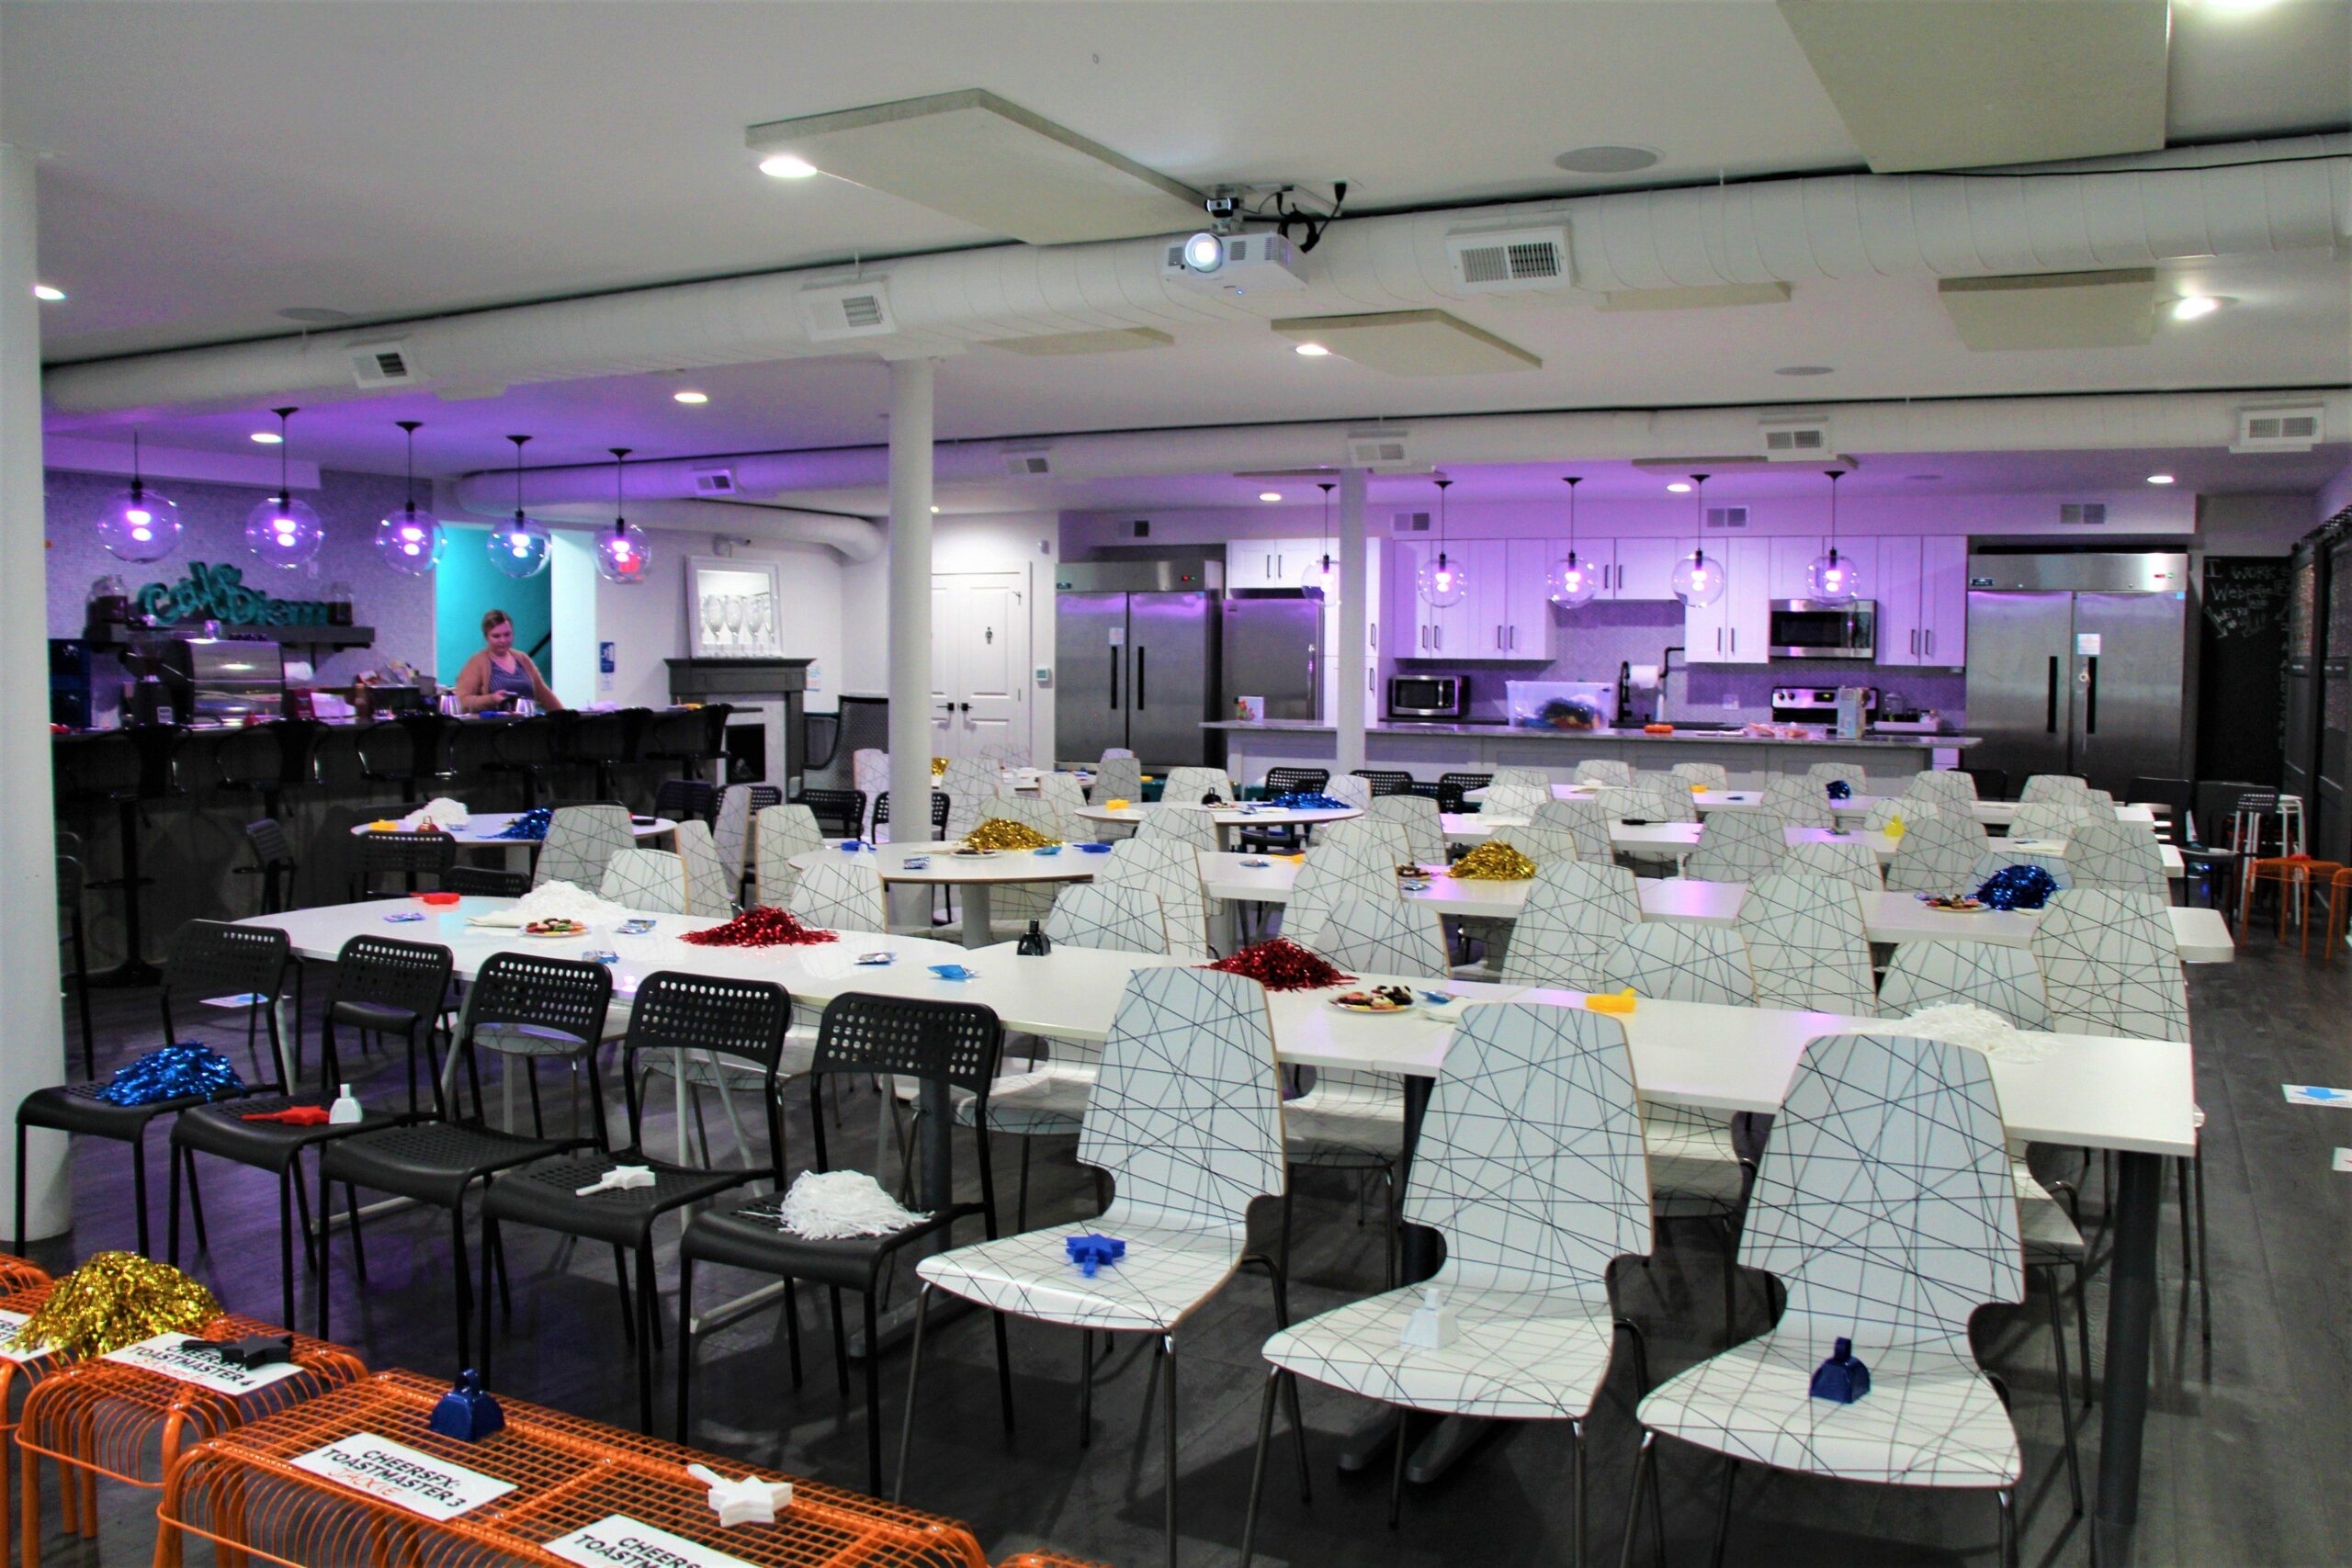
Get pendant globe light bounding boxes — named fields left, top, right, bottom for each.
left=1805, top=468, right=1859, bottom=604
left=594, top=447, right=652, bottom=584
left=1295, top=480, right=1340, bottom=599
left=373, top=420, right=445, bottom=576
left=95, top=431, right=181, bottom=564
left=1545, top=475, right=1598, bottom=607
left=490, top=434, right=551, bottom=579
left=1415, top=477, right=1467, bottom=608
left=1669, top=473, right=1726, bottom=607
left=243, top=408, right=325, bottom=569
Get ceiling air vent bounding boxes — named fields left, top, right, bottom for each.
left=2233, top=403, right=2324, bottom=453
left=797, top=280, right=897, bottom=342
left=1346, top=429, right=1416, bottom=469
left=689, top=467, right=738, bottom=497
left=2058, top=502, right=2108, bottom=525
left=1390, top=512, right=1432, bottom=533
left=1759, top=419, right=1830, bottom=461
left=347, top=341, right=419, bottom=389
left=1003, top=449, right=1055, bottom=478
left=1705, top=506, right=1749, bottom=530
left=1443, top=224, right=1573, bottom=293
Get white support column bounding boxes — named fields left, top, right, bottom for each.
left=1335, top=467, right=1369, bottom=774
left=886, top=357, right=936, bottom=879
left=0, top=143, right=68, bottom=1240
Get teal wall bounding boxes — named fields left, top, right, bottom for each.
left=435, top=525, right=554, bottom=684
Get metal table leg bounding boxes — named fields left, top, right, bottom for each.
left=2094, top=1149, right=2163, bottom=1566
left=958, top=884, right=993, bottom=950
left=851, top=1074, right=967, bottom=1355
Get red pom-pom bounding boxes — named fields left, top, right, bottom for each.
left=1201, top=939, right=1353, bottom=992
left=679, top=907, right=841, bottom=949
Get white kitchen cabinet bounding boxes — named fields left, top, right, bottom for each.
left=1497, top=537, right=1559, bottom=660
left=1683, top=536, right=1770, bottom=664
left=1769, top=536, right=1881, bottom=609
left=1876, top=536, right=1924, bottom=666
left=1874, top=536, right=1967, bottom=667
left=1396, top=537, right=1468, bottom=658
left=1224, top=537, right=1324, bottom=590
left=1608, top=537, right=1683, bottom=601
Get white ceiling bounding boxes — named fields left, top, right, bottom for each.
left=10, top=0, right=2350, bottom=507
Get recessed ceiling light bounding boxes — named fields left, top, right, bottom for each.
left=929, top=504, right=941, bottom=513
left=673, top=389, right=709, bottom=404
left=1555, top=144, right=1660, bottom=175
left=1259, top=491, right=1283, bottom=502
left=1666, top=481, right=1692, bottom=494
left=758, top=153, right=820, bottom=179
left=2146, top=472, right=2177, bottom=485
left=250, top=431, right=283, bottom=445
left=277, top=306, right=351, bottom=324
left=31, top=284, right=65, bottom=302
left=1294, top=342, right=1330, bottom=357
left=1775, top=365, right=1835, bottom=377
left=2170, top=295, right=2222, bottom=321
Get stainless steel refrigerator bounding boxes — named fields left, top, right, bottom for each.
left=1962, top=553, right=2197, bottom=795
left=1220, top=589, right=1323, bottom=725
left=1055, top=559, right=1222, bottom=767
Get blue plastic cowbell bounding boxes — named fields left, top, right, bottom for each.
left=429, top=1369, right=505, bottom=1441
left=1065, top=1234, right=1126, bottom=1278
left=1809, top=1337, right=1871, bottom=1404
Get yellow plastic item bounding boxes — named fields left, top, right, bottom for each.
left=1885, top=814, right=1906, bottom=840
left=367, top=819, right=401, bottom=832
left=1690, top=784, right=1706, bottom=793
left=1104, top=798, right=1132, bottom=811
left=1585, top=989, right=1638, bottom=1015
left=1278, top=853, right=1306, bottom=864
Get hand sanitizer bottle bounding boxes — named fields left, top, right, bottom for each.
left=328, top=1083, right=362, bottom=1125
left=1398, top=1284, right=1459, bottom=1349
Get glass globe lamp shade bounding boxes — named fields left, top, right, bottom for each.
left=243, top=493, right=324, bottom=569
left=1295, top=550, right=1339, bottom=601
left=96, top=485, right=181, bottom=564
left=594, top=521, right=653, bottom=585
left=373, top=502, right=445, bottom=576
left=489, top=512, right=550, bottom=579
left=1545, top=551, right=1598, bottom=608
left=1416, top=550, right=1468, bottom=609
left=1671, top=548, right=1726, bottom=607
left=1805, top=547, right=1860, bottom=604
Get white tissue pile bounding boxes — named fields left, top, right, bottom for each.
left=402, top=796, right=470, bottom=831
left=1899, top=1003, right=2048, bottom=1062
left=505, top=881, right=632, bottom=926
left=773, top=1170, right=931, bottom=1238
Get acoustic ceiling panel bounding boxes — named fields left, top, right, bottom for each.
left=1269, top=310, right=1543, bottom=376
left=984, top=328, right=1176, bottom=355
left=1939, top=269, right=2158, bottom=352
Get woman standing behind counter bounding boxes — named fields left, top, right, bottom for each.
left=453, top=609, right=564, bottom=714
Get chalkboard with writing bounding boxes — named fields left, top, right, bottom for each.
left=2197, top=557, right=2289, bottom=784
left=2203, top=557, right=2290, bottom=641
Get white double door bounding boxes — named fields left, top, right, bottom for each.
left=931, top=571, right=1030, bottom=761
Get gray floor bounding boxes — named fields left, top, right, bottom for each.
left=21, top=933, right=2351, bottom=1568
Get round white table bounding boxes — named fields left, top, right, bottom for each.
left=789, top=840, right=1104, bottom=948
left=1073, top=801, right=1362, bottom=851
left=351, top=811, right=676, bottom=874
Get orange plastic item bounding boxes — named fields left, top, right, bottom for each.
left=154, top=1369, right=988, bottom=1568
left=2243, top=855, right=2346, bottom=956
left=415, top=891, right=461, bottom=906
left=1644, top=724, right=1674, bottom=735
left=1585, top=989, right=1637, bottom=1015
left=16, top=1312, right=366, bottom=1568
left=997, top=1555, right=1114, bottom=1568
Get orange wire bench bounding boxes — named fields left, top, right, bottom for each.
left=155, top=1368, right=989, bottom=1568
left=0, top=1274, right=61, bottom=1567
left=14, top=1312, right=366, bottom=1568
left=2240, top=855, right=2347, bottom=955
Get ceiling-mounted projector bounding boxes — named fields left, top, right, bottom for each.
left=1159, top=231, right=1306, bottom=295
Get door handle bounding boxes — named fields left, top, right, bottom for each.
left=2083, top=656, right=2097, bottom=736
left=1510, top=625, right=1517, bottom=650
left=2045, top=656, right=2058, bottom=733
left=1136, top=649, right=1146, bottom=709
left=1111, top=649, right=1121, bottom=710
left=1924, top=628, right=1933, bottom=659
left=1435, top=625, right=1442, bottom=651
left=1730, top=627, right=1736, bottom=655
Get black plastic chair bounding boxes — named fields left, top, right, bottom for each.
left=1961, top=766, right=2011, bottom=803
left=55, top=728, right=163, bottom=984
left=873, top=790, right=950, bottom=843
left=1242, top=768, right=1332, bottom=852
left=797, top=788, right=867, bottom=840
left=442, top=865, right=531, bottom=899
left=171, top=936, right=453, bottom=1328
left=654, top=778, right=719, bottom=828
left=1436, top=771, right=1493, bottom=815
left=677, top=992, right=1010, bottom=1493
left=481, top=971, right=791, bottom=1433
left=15, top=919, right=288, bottom=1258
left=1352, top=770, right=1416, bottom=798
left=241, top=819, right=299, bottom=916
left=317, top=951, right=613, bottom=1365
left=55, top=855, right=95, bottom=1080
left=644, top=706, right=731, bottom=784
left=351, top=829, right=458, bottom=902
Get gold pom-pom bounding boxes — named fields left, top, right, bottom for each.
left=18, top=1252, right=221, bottom=1358
left=930, top=756, right=948, bottom=778
left=963, top=817, right=1062, bottom=852
left=1449, top=841, right=1537, bottom=880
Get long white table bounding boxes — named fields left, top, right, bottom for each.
left=1464, top=781, right=2160, bottom=829
left=1197, top=853, right=2233, bottom=962
left=350, top=811, right=677, bottom=875
left=786, top=840, right=1102, bottom=948
left=1073, top=801, right=1360, bottom=850
left=1442, top=813, right=2190, bottom=875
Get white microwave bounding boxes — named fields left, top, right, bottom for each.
left=1386, top=674, right=1467, bottom=720
left=1768, top=600, right=1877, bottom=660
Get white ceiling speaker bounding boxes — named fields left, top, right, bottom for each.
left=797, top=280, right=897, bottom=342
left=1759, top=417, right=1832, bottom=460
left=1158, top=231, right=1306, bottom=294
left=346, top=341, right=420, bottom=389
left=1003, top=448, right=1056, bottom=478
left=689, top=467, right=738, bottom=497
left=2233, top=403, right=2324, bottom=453
left=1442, top=223, right=1574, bottom=294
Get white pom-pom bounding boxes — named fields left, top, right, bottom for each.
left=773, top=1170, right=930, bottom=1239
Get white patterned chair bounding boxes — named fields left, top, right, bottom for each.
left=1322, top=773, right=1372, bottom=811
left=1575, top=760, right=1634, bottom=787
left=1288, top=829, right=1407, bottom=933
left=1089, top=755, right=1143, bottom=807
left=711, top=785, right=754, bottom=902
left=1533, top=797, right=1615, bottom=863
left=1367, top=794, right=1445, bottom=863
left=940, top=758, right=999, bottom=842
left=1313, top=818, right=1412, bottom=864
left=1492, top=821, right=1594, bottom=868
left=1243, top=1003, right=1652, bottom=1559
left=1736, top=873, right=1876, bottom=1014
left=751, top=803, right=824, bottom=908
left=1101, top=838, right=1215, bottom=961
left=1033, top=773, right=1091, bottom=840
left=1136, top=805, right=1219, bottom=851
left=1621, top=1032, right=2031, bottom=1568
left=1683, top=811, right=1789, bottom=885
left=1760, top=775, right=1833, bottom=829
left=905, top=966, right=1293, bottom=1564
left=1499, top=861, right=1640, bottom=990
left=2006, top=801, right=2093, bottom=842
left=786, top=855, right=889, bottom=931
left=851, top=749, right=891, bottom=835
left=1480, top=782, right=1552, bottom=818
left=2019, top=773, right=2091, bottom=806
left=1100, top=747, right=1136, bottom=761
left=1160, top=765, right=1235, bottom=806
left=967, top=795, right=1067, bottom=934
left=2061, top=816, right=2168, bottom=897
left=1615, top=783, right=1698, bottom=825
left=599, top=848, right=686, bottom=913
left=1672, top=762, right=1729, bottom=791
left=1865, top=795, right=1935, bottom=832
left=1883, top=812, right=1990, bottom=895
left=1903, top=769, right=1977, bottom=812
left=533, top=804, right=636, bottom=889
left=1806, top=761, right=1867, bottom=793
left=673, top=819, right=739, bottom=918
left=1783, top=837, right=1882, bottom=889
left=1492, top=765, right=1551, bottom=793
left=1040, top=884, right=1168, bottom=955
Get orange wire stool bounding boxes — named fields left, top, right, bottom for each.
left=154, top=1368, right=989, bottom=1568
left=2321, top=865, right=2352, bottom=962
left=0, top=1258, right=50, bottom=1299
left=0, top=1277, right=62, bottom=1567
left=2240, top=855, right=2347, bottom=955
left=14, top=1313, right=365, bottom=1568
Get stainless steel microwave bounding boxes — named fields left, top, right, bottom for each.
left=1768, top=600, right=1877, bottom=660
left=1387, top=673, right=1467, bottom=720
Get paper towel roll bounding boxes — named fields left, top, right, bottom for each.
left=1625, top=664, right=1663, bottom=691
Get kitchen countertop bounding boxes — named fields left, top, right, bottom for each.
left=1201, top=719, right=1976, bottom=747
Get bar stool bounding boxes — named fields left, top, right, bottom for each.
left=397, top=711, right=460, bottom=798
left=54, top=728, right=165, bottom=987
left=644, top=705, right=729, bottom=784
left=2243, top=856, right=2345, bottom=953
left=211, top=723, right=288, bottom=821
left=353, top=717, right=426, bottom=805
left=487, top=715, right=561, bottom=808
left=562, top=709, right=634, bottom=802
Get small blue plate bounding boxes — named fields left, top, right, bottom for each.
left=928, top=964, right=977, bottom=982
left=1033, top=845, right=1063, bottom=856
left=1077, top=842, right=1113, bottom=854
left=839, top=840, right=865, bottom=852
left=383, top=911, right=425, bottom=923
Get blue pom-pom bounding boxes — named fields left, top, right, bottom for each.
left=96, top=1043, right=245, bottom=1107
left=429, top=1369, right=504, bottom=1441
left=1810, top=1337, right=1871, bottom=1404
left=1825, top=779, right=1853, bottom=800
left=1974, top=863, right=2060, bottom=911
left=493, top=807, right=552, bottom=840
left=1065, top=1234, right=1125, bottom=1278
left=1267, top=792, right=1352, bottom=811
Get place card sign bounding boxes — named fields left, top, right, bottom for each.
left=0, top=1310, right=45, bottom=1363
left=290, top=1432, right=516, bottom=1521
left=133, top=561, right=335, bottom=627
left=546, top=1515, right=760, bottom=1568
left=100, top=1332, right=309, bottom=1395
